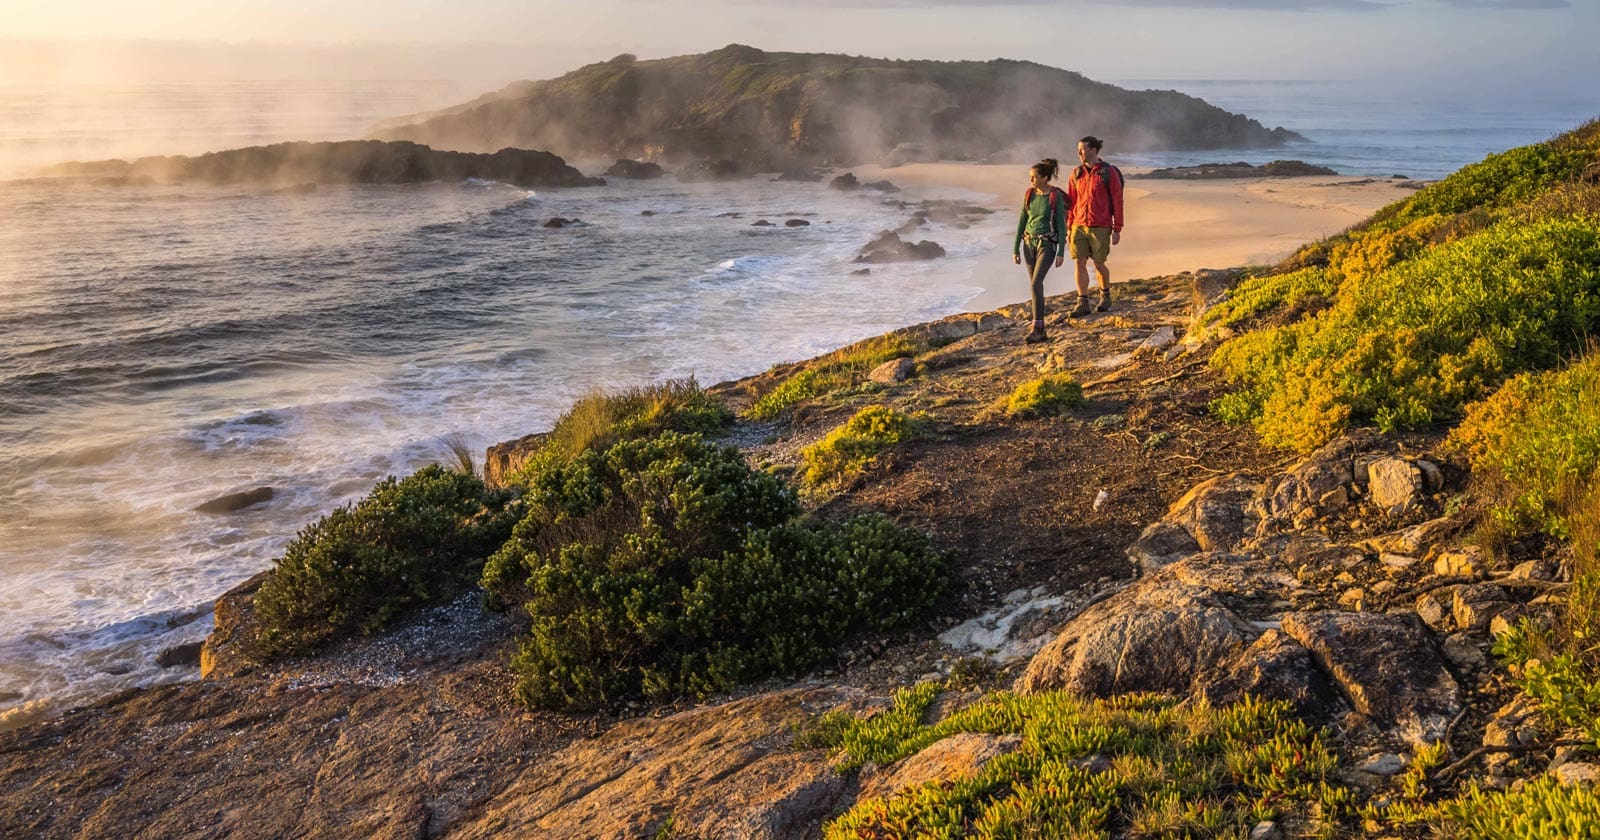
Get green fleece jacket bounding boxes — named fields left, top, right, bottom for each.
left=1013, top=187, right=1068, bottom=256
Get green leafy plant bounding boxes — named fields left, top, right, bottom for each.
left=1005, top=373, right=1087, bottom=418
left=505, top=377, right=731, bottom=484
left=253, top=465, right=518, bottom=656
left=805, top=687, right=1349, bottom=838
left=745, top=333, right=926, bottom=420
left=799, top=405, right=928, bottom=487
left=482, top=432, right=948, bottom=711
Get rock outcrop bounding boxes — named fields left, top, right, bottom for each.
left=1139, top=160, right=1339, bottom=179
left=39, top=141, right=605, bottom=188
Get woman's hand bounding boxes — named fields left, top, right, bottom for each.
left=1013, top=253, right=1021, bottom=265
left=1054, top=256, right=1065, bottom=268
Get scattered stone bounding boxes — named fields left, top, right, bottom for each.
left=1414, top=592, right=1452, bottom=632
left=867, top=357, right=916, bottom=385
left=1281, top=611, right=1460, bottom=745
left=195, top=486, right=275, bottom=514
left=1379, top=552, right=1419, bottom=573
left=1091, top=414, right=1126, bottom=431
left=1452, top=584, right=1511, bottom=633
left=543, top=217, right=581, bottom=228
left=1319, top=486, right=1351, bottom=514
left=1358, top=753, right=1407, bottom=776
left=1367, top=458, right=1421, bottom=512
left=784, top=218, right=810, bottom=227
left=1552, top=762, right=1600, bottom=788
left=1441, top=633, right=1487, bottom=671
left=1509, top=559, right=1558, bottom=581
left=1434, top=546, right=1490, bottom=578
left=1249, top=822, right=1284, bottom=840
left=1338, top=589, right=1368, bottom=611
left=752, top=219, right=773, bottom=226
left=640, top=210, right=656, bottom=216
left=1132, top=326, right=1179, bottom=359
left=1362, top=517, right=1458, bottom=556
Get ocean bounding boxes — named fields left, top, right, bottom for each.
left=0, top=78, right=1593, bottom=727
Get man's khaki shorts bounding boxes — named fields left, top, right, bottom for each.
left=1070, top=225, right=1113, bottom=262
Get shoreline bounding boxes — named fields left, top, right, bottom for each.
left=852, top=162, right=1410, bottom=312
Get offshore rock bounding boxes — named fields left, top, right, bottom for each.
left=604, top=158, right=665, bottom=179
left=855, top=231, right=945, bottom=263
left=194, top=486, right=274, bottom=514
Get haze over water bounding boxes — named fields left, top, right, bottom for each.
left=0, top=76, right=1593, bottom=726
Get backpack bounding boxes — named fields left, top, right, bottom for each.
left=1084, top=162, right=1122, bottom=212
left=1023, top=185, right=1066, bottom=241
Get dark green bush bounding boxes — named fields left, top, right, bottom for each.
left=254, top=465, right=518, bottom=656
left=481, top=431, right=948, bottom=711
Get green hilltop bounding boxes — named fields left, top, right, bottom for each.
left=372, top=44, right=1303, bottom=166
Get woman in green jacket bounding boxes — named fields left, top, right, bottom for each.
left=1012, top=158, right=1067, bottom=343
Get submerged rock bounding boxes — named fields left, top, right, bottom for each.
left=855, top=231, right=945, bottom=263
left=195, top=487, right=274, bottom=514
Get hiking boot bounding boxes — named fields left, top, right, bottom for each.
left=1096, top=287, right=1112, bottom=312
left=1069, top=295, right=1093, bottom=317
left=1024, top=329, right=1049, bottom=344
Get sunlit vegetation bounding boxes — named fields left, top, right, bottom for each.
left=799, top=405, right=929, bottom=488
left=745, top=333, right=928, bottom=421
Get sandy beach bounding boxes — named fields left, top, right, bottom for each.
left=851, top=162, right=1412, bottom=311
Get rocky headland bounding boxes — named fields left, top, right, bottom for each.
left=35, top=140, right=604, bottom=188
left=371, top=45, right=1304, bottom=169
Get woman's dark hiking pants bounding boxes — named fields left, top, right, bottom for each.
left=1022, top=240, right=1057, bottom=323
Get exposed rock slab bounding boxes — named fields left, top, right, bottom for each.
left=452, top=688, right=857, bottom=839
left=1281, top=611, right=1460, bottom=745
left=858, top=732, right=1023, bottom=802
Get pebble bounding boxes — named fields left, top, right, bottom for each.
left=1358, top=753, right=1407, bottom=776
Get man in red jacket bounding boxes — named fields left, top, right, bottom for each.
left=1064, top=136, right=1125, bottom=316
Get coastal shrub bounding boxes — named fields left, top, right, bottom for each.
left=505, top=377, right=731, bottom=483
left=253, top=465, right=518, bottom=656
left=1211, top=215, right=1600, bottom=451
left=800, top=405, right=927, bottom=487
left=1004, top=373, right=1086, bottom=417
left=745, top=333, right=926, bottom=420
left=1450, top=352, right=1600, bottom=538
left=1444, top=777, right=1600, bottom=839
left=1450, top=352, right=1600, bottom=655
left=807, top=686, right=1347, bottom=838
left=1396, top=142, right=1597, bottom=222
left=1200, top=267, right=1337, bottom=337
left=481, top=431, right=948, bottom=710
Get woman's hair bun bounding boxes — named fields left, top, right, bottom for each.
left=1033, top=158, right=1059, bottom=179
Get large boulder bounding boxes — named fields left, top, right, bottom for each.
left=1015, top=576, right=1254, bottom=698
left=1281, top=611, right=1461, bottom=745
left=1194, top=629, right=1339, bottom=716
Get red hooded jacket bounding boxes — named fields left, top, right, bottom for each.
left=1065, top=160, right=1125, bottom=233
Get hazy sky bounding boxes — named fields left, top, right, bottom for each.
left=3, top=0, right=1597, bottom=96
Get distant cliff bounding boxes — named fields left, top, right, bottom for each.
left=37, top=140, right=604, bottom=188
left=372, top=44, right=1304, bottom=167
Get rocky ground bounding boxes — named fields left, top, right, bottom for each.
left=0, top=268, right=1575, bottom=838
